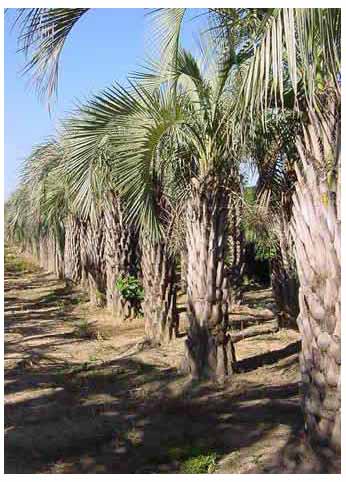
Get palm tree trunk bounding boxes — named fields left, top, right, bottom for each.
left=291, top=111, right=340, bottom=455
left=64, top=214, right=82, bottom=284
left=179, top=248, right=188, bottom=294
left=141, top=237, right=179, bottom=344
left=227, top=191, right=245, bottom=307
left=39, top=235, right=49, bottom=270
left=47, top=234, right=56, bottom=273
left=182, top=176, right=235, bottom=382
left=55, top=238, right=65, bottom=279
left=271, top=214, right=299, bottom=327
left=104, top=193, right=139, bottom=320
left=84, top=214, right=107, bottom=307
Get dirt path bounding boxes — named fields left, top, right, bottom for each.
left=5, top=246, right=326, bottom=474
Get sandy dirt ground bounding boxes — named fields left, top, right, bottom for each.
left=4, top=246, right=333, bottom=474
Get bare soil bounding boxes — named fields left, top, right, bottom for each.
left=4, top=246, right=331, bottom=474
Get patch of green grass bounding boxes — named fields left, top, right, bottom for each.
left=70, top=296, right=84, bottom=305
left=165, top=445, right=218, bottom=473
left=5, top=254, right=36, bottom=274
left=180, top=451, right=217, bottom=474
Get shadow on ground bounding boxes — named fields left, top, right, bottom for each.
left=4, top=247, right=339, bottom=474
left=5, top=353, right=306, bottom=474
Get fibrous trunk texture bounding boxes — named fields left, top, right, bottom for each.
left=39, top=235, right=49, bottom=270
left=141, top=237, right=179, bottom=344
left=104, top=193, right=139, bottom=321
left=179, top=248, right=188, bottom=294
left=291, top=107, right=340, bottom=459
left=271, top=214, right=299, bottom=327
left=55, top=238, right=65, bottom=280
left=64, top=215, right=82, bottom=284
left=182, top=177, right=235, bottom=382
left=80, top=214, right=107, bottom=307
left=227, top=190, right=245, bottom=307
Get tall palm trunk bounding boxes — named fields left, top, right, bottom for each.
left=271, top=213, right=299, bottom=327
left=141, top=237, right=179, bottom=344
left=64, top=214, right=82, bottom=284
left=79, top=220, right=89, bottom=289
left=227, top=190, right=245, bottom=307
left=104, top=193, right=139, bottom=320
left=39, top=235, right=49, bottom=270
left=47, top=233, right=56, bottom=273
left=55, top=237, right=65, bottom=279
left=182, top=176, right=235, bottom=382
left=179, top=248, right=188, bottom=294
left=83, top=214, right=107, bottom=307
left=291, top=106, right=340, bottom=455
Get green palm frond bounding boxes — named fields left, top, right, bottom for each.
left=236, top=8, right=340, bottom=117
left=15, top=8, right=89, bottom=100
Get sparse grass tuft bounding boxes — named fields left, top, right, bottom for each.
left=180, top=451, right=217, bottom=474
left=5, top=253, right=36, bottom=274
left=165, top=445, right=218, bottom=473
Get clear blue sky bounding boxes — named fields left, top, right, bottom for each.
left=4, top=8, right=256, bottom=199
left=4, top=8, right=206, bottom=199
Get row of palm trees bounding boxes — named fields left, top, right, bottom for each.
left=5, top=8, right=340, bottom=458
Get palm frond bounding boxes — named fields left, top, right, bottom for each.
left=15, top=8, right=89, bottom=100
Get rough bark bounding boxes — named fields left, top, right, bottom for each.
left=181, top=176, right=235, bottom=382
left=227, top=189, right=245, bottom=307
left=271, top=214, right=299, bottom=327
left=55, top=239, right=65, bottom=280
left=179, top=248, right=188, bottom=294
left=47, top=234, right=56, bottom=273
left=64, top=215, right=82, bottom=284
left=291, top=105, right=340, bottom=456
left=80, top=214, right=107, bottom=307
left=104, top=193, right=139, bottom=321
left=141, top=237, right=179, bottom=344
left=39, top=236, right=49, bottom=270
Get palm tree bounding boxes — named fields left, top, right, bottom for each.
left=11, top=6, right=341, bottom=453
left=61, top=103, right=141, bottom=319
left=20, top=141, right=67, bottom=276
left=98, top=49, right=242, bottom=380
left=247, top=112, right=301, bottom=327
left=62, top=83, right=182, bottom=341
left=228, top=8, right=341, bottom=456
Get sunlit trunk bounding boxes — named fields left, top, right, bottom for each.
left=181, top=176, right=235, bottom=382
left=39, top=235, right=49, bottom=270
left=292, top=106, right=340, bottom=456
left=227, top=190, right=245, bottom=307
left=64, top=214, right=82, bottom=284
left=141, top=237, right=179, bottom=344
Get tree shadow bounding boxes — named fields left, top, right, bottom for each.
left=5, top=351, right=306, bottom=474
left=235, top=341, right=302, bottom=373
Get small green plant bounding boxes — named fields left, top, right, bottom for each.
left=180, top=451, right=217, bottom=474
left=115, top=275, right=144, bottom=302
